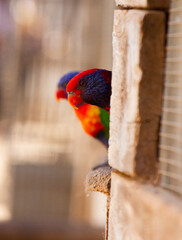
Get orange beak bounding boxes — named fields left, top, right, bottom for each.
left=67, top=91, right=83, bottom=110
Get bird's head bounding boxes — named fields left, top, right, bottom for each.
left=66, top=68, right=112, bottom=112
left=66, top=69, right=98, bottom=109
left=55, top=71, right=80, bottom=101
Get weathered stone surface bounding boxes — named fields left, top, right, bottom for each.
left=109, top=10, right=165, bottom=178
left=116, top=0, right=170, bottom=9
left=85, top=166, right=112, bottom=240
left=108, top=172, right=182, bottom=240
left=85, top=166, right=112, bottom=195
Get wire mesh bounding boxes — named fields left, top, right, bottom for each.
left=159, top=0, right=182, bottom=195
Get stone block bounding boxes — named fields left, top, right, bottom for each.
left=108, top=172, right=182, bottom=240
left=109, top=10, right=165, bottom=178
left=115, top=0, right=170, bottom=9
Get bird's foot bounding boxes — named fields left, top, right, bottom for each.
left=92, top=160, right=111, bottom=170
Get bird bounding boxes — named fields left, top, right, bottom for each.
left=56, top=71, right=110, bottom=148
left=66, top=68, right=112, bottom=113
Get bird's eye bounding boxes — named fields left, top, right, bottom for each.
left=79, top=80, right=85, bottom=87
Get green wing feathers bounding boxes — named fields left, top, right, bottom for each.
left=99, top=108, right=110, bottom=139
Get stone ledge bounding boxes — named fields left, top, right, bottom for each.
left=115, top=0, right=170, bottom=9
left=85, top=166, right=112, bottom=195
left=108, top=172, right=182, bottom=240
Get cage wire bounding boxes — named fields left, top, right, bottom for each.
left=159, top=0, right=182, bottom=195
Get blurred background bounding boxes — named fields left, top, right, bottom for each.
left=0, top=0, right=114, bottom=239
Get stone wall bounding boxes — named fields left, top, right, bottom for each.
left=109, top=173, right=182, bottom=240
left=108, top=1, right=182, bottom=239
left=109, top=9, right=165, bottom=179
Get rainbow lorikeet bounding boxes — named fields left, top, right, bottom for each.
left=66, top=68, right=112, bottom=113
left=56, top=71, right=110, bottom=147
